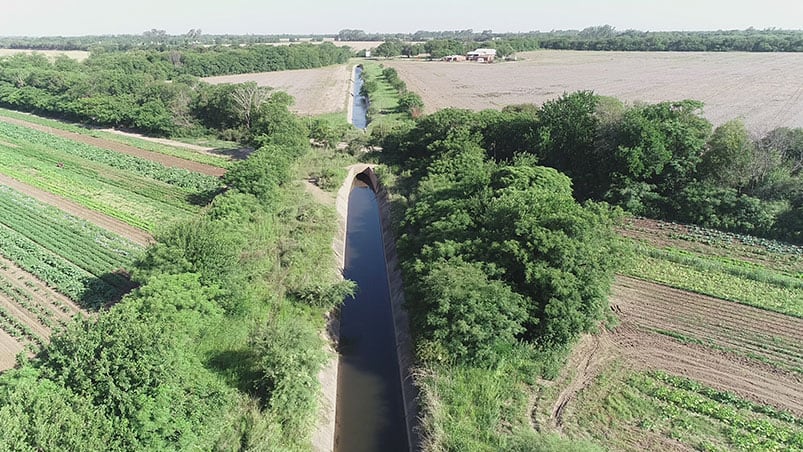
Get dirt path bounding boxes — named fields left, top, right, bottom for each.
left=0, top=116, right=226, bottom=177
left=0, top=173, right=152, bottom=246
left=550, top=332, right=616, bottom=429
left=98, top=128, right=215, bottom=152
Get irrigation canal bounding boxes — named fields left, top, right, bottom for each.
left=334, top=66, right=409, bottom=451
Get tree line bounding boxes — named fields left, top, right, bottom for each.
left=0, top=43, right=351, bottom=136
left=378, top=93, right=802, bottom=245
left=0, top=31, right=335, bottom=52
left=361, top=28, right=803, bottom=58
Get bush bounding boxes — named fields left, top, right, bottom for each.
left=416, top=259, right=527, bottom=364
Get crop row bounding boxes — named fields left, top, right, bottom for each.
left=0, top=144, right=195, bottom=231
left=629, top=373, right=803, bottom=449
left=0, top=303, right=45, bottom=352
left=0, top=222, right=120, bottom=309
left=0, top=121, right=220, bottom=192
left=649, top=371, right=802, bottom=426
left=0, top=108, right=233, bottom=169
left=0, top=186, right=140, bottom=280
left=0, top=275, right=61, bottom=330
left=625, top=251, right=803, bottom=318
left=0, top=138, right=201, bottom=211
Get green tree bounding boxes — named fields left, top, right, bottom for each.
left=700, top=120, right=754, bottom=188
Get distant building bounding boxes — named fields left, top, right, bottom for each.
left=466, top=48, right=497, bottom=63
left=442, top=54, right=466, bottom=62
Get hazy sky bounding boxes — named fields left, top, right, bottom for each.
left=1, top=0, right=801, bottom=36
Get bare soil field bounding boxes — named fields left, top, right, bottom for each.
left=0, top=49, right=89, bottom=61
left=0, top=115, right=225, bottom=177
left=203, top=64, right=352, bottom=116
left=539, top=275, right=803, bottom=449
left=385, top=50, right=803, bottom=133
left=611, top=276, right=803, bottom=415
left=0, top=173, right=153, bottom=246
left=0, top=256, right=84, bottom=372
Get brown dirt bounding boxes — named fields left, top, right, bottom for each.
left=611, top=276, right=803, bottom=416
left=550, top=332, right=616, bottom=429
left=0, top=255, right=86, bottom=372
left=203, top=64, right=352, bottom=116
left=304, top=180, right=335, bottom=207
left=0, top=328, right=24, bottom=371
left=98, top=128, right=216, bottom=152
left=0, top=115, right=225, bottom=177
left=0, top=173, right=152, bottom=246
left=385, top=50, right=803, bottom=133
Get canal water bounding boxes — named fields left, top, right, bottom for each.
left=351, top=66, right=369, bottom=130
left=334, top=180, right=408, bottom=452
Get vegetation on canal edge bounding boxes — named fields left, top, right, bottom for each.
left=0, top=100, right=353, bottom=449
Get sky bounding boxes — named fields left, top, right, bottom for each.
left=0, top=0, right=801, bottom=36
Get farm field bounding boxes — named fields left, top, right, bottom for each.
left=384, top=50, right=803, bottom=132
left=203, top=63, right=352, bottom=116
left=0, top=185, right=143, bottom=371
left=533, top=218, right=803, bottom=451
left=0, top=119, right=218, bottom=232
left=0, top=114, right=227, bottom=175
left=0, top=48, right=89, bottom=61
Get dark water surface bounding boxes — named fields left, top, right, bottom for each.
left=351, top=66, right=368, bottom=129
left=335, top=185, right=408, bottom=452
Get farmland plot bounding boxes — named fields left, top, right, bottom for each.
left=531, top=213, right=803, bottom=450
left=0, top=115, right=228, bottom=175
left=0, top=121, right=216, bottom=232
left=0, top=187, right=141, bottom=371
left=385, top=50, right=803, bottom=132
left=0, top=185, right=141, bottom=307
left=537, top=276, right=803, bottom=451
left=203, top=64, right=352, bottom=116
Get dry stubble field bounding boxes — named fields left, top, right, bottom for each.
left=203, top=64, right=352, bottom=116
left=0, top=49, right=89, bottom=61
left=385, top=50, right=803, bottom=133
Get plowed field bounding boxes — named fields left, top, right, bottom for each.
left=203, top=64, right=352, bottom=116
left=611, top=276, right=803, bottom=415
left=386, top=50, right=803, bottom=132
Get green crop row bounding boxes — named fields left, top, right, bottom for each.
left=649, top=371, right=802, bottom=427
left=0, top=138, right=198, bottom=210
left=0, top=222, right=120, bottom=309
left=0, top=121, right=221, bottom=192
left=0, top=186, right=140, bottom=279
left=625, top=250, right=803, bottom=318
left=644, top=245, right=802, bottom=287
left=0, top=108, right=233, bottom=169
left=0, top=144, right=196, bottom=232
left=0, top=304, right=45, bottom=351
left=629, top=373, right=803, bottom=449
